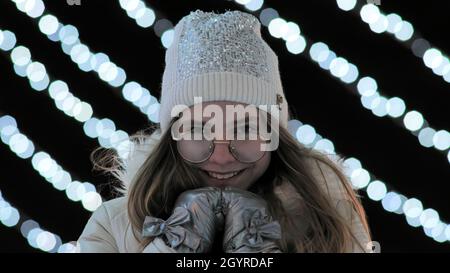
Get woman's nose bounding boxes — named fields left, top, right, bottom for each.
left=207, top=142, right=236, bottom=164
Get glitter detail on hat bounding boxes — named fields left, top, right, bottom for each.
left=177, top=10, right=270, bottom=83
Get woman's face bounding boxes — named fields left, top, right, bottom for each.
left=175, top=101, right=271, bottom=190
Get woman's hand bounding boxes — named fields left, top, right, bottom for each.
left=221, top=187, right=282, bottom=253
left=142, top=187, right=224, bottom=253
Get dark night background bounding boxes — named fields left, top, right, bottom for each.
left=0, top=0, right=449, bottom=252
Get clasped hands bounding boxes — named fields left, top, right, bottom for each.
left=142, top=187, right=282, bottom=253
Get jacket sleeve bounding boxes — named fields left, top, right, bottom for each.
left=78, top=204, right=119, bottom=253
left=78, top=203, right=178, bottom=253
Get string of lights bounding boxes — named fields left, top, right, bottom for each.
left=0, top=188, right=77, bottom=252
left=8, top=0, right=161, bottom=124
left=228, top=1, right=450, bottom=165
left=117, top=0, right=175, bottom=50
left=0, top=114, right=103, bottom=212
left=0, top=28, right=133, bottom=160
left=334, top=0, right=450, bottom=85
left=0, top=28, right=137, bottom=243
left=288, top=118, right=450, bottom=244
left=308, top=42, right=450, bottom=164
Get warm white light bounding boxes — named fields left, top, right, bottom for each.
left=403, top=110, right=424, bottom=131
left=340, top=63, right=359, bottom=83
left=330, top=57, right=349, bottom=78
left=36, top=231, right=57, bottom=252
left=360, top=4, right=380, bottom=24
left=98, top=62, right=118, bottom=82
left=109, top=67, right=127, bottom=87
left=367, top=180, right=387, bottom=201
left=386, top=97, right=406, bottom=118
left=11, top=46, right=31, bottom=66
left=403, top=198, right=423, bottom=218
left=83, top=118, right=100, bottom=138
left=357, top=77, right=377, bottom=96
left=26, top=0, right=45, bottom=18
left=96, top=118, right=116, bottom=139
left=245, top=0, right=264, bottom=11
left=9, top=133, right=29, bottom=154
left=120, top=0, right=139, bottom=11
left=73, top=102, right=93, bottom=122
left=26, top=62, right=46, bottom=82
left=296, top=125, right=316, bottom=145
left=318, top=51, right=336, bottom=70
left=371, top=96, right=388, bottom=117
left=236, top=0, right=252, bottom=4
left=418, top=127, right=436, bottom=148
left=268, top=18, right=287, bottom=39
left=38, top=15, right=59, bottom=35
left=0, top=30, right=17, bottom=51
left=433, top=130, right=450, bottom=151
left=65, top=181, right=84, bottom=201
left=309, top=42, right=329, bottom=62
left=70, top=44, right=90, bottom=64
left=343, top=157, right=362, bottom=173
left=336, top=0, right=357, bottom=11
left=161, top=29, right=174, bottom=48
left=91, top=53, right=109, bottom=72
left=81, top=192, right=103, bottom=211
left=0, top=207, right=20, bottom=227
left=420, top=209, right=440, bottom=229
left=286, top=36, right=306, bottom=54
left=136, top=8, right=156, bottom=28
left=282, top=22, right=301, bottom=42
left=360, top=93, right=380, bottom=110
left=386, top=13, right=402, bottom=34
left=350, top=168, right=370, bottom=189
left=59, top=25, right=79, bottom=45
left=381, top=192, right=402, bottom=212
left=423, top=48, right=443, bottom=69
left=394, top=21, right=414, bottom=41
left=314, top=139, right=335, bottom=154
left=369, top=14, right=388, bottom=33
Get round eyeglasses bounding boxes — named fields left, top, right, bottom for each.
left=176, top=137, right=268, bottom=164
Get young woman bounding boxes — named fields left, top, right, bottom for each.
left=78, top=10, right=372, bottom=253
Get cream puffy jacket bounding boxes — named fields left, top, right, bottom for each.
left=77, top=132, right=371, bottom=253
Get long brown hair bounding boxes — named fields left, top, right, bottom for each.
left=92, top=115, right=371, bottom=252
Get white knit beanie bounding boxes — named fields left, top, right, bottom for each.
left=159, top=10, right=289, bottom=134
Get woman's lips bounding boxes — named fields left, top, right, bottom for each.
left=200, top=169, right=246, bottom=184
left=206, top=170, right=242, bottom=179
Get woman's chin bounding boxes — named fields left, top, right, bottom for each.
left=206, top=182, right=247, bottom=190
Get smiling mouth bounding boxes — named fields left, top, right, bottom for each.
left=201, top=169, right=245, bottom=180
